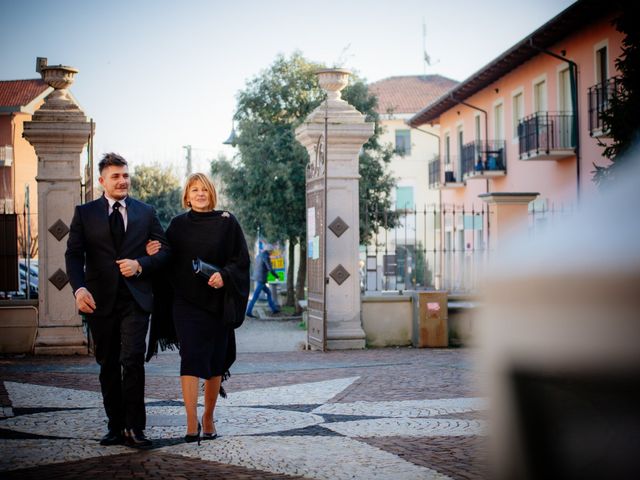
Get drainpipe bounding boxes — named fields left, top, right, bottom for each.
left=10, top=113, right=17, bottom=213
left=447, top=96, right=491, bottom=260
left=407, top=123, right=443, bottom=289
left=408, top=123, right=441, bottom=182
left=529, top=39, right=580, bottom=204
left=407, top=122, right=441, bottom=185
left=450, top=95, right=489, bottom=151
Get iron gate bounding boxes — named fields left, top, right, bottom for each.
left=305, top=126, right=327, bottom=350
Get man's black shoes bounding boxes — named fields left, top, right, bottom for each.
left=100, top=429, right=124, bottom=446
left=124, top=429, right=152, bottom=448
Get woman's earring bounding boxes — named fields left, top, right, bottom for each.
left=187, top=201, right=191, bottom=207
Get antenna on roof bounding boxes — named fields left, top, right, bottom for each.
left=422, top=19, right=439, bottom=76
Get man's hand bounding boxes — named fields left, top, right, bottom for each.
left=208, top=272, right=224, bottom=289
left=116, top=259, right=141, bottom=277
left=75, top=287, right=96, bottom=314
left=146, top=240, right=161, bottom=256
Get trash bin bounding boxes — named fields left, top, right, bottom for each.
left=412, top=291, right=448, bottom=347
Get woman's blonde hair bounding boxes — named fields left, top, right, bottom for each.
left=182, top=173, right=218, bottom=210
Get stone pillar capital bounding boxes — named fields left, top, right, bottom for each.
left=479, top=192, right=540, bottom=250
left=478, top=192, right=540, bottom=205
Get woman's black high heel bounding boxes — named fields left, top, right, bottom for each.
left=202, top=416, right=218, bottom=440
left=184, top=422, right=201, bottom=445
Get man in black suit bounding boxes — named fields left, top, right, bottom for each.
left=65, top=153, right=169, bottom=448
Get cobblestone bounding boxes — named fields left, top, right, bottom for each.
left=0, top=347, right=485, bottom=479
left=1, top=452, right=309, bottom=480
left=361, top=436, right=489, bottom=480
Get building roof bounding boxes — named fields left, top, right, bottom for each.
left=409, top=0, right=618, bottom=127
left=368, top=75, right=458, bottom=115
left=0, top=79, right=51, bottom=113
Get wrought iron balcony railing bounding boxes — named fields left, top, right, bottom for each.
left=588, top=76, right=622, bottom=137
left=461, top=140, right=506, bottom=179
left=429, top=155, right=463, bottom=188
left=518, top=111, right=575, bottom=160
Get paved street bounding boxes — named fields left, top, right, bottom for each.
left=0, top=320, right=487, bottom=479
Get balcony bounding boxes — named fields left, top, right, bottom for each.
left=461, top=140, right=506, bottom=180
left=428, top=156, right=463, bottom=189
left=588, top=76, right=622, bottom=138
left=0, top=145, right=13, bottom=167
left=518, top=112, right=575, bottom=161
left=441, top=156, right=464, bottom=189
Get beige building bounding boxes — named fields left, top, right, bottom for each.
left=365, top=75, right=457, bottom=290
left=369, top=75, right=457, bottom=211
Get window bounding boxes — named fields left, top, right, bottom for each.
left=534, top=79, right=547, bottom=113
left=494, top=103, right=504, bottom=140
left=395, top=186, right=414, bottom=210
left=0, top=167, right=12, bottom=199
left=395, top=129, right=411, bottom=155
left=559, top=68, right=572, bottom=113
left=596, top=46, right=608, bottom=84
left=457, top=126, right=464, bottom=176
left=475, top=115, right=481, bottom=141
left=444, top=134, right=451, bottom=164
left=512, top=92, right=524, bottom=138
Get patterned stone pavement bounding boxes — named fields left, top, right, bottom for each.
left=0, top=348, right=488, bottom=479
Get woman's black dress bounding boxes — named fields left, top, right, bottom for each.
left=164, top=209, right=250, bottom=379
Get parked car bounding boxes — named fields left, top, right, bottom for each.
left=18, top=259, right=38, bottom=298
left=0, top=259, right=38, bottom=299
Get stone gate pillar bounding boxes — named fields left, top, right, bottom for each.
left=23, top=63, right=93, bottom=354
left=296, top=69, right=374, bottom=350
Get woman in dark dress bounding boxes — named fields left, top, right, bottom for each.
left=148, top=173, right=249, bottom=442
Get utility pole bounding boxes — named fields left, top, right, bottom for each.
left=183, top=145, right=192, bottom=176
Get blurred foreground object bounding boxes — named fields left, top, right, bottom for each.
left=480, top=146, right=640, bottom=479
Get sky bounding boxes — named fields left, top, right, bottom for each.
left=1, top=0, right=576, bottom=176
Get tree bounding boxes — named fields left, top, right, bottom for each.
left=129, top=164, right=183, bottom=228
left=213, top=52, right=397, bottom=311
left=593, top=4, right=640, bottom=187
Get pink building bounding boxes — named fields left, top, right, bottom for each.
left=0, top=79, right=51, bottom=216
left=408, top=0, right=624, bottom=249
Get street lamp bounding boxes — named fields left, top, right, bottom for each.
left=223, top=122, right=237, bottom=146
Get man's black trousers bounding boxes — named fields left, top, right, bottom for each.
left=88, top=283, right=149, bottom=432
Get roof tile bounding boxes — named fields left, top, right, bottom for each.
left=368, top=75, right=458, bottom=115
left=0, top=79, right=49, bottom=109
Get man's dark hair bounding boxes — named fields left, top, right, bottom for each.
left=98, top=152, right=128, bottom=174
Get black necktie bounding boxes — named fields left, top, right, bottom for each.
left=110, top=202, right=125, bottom=251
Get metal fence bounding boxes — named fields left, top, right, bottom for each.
left=1, top=203, right=38, bottom=299
left=361, top=202, right=572, bottom=294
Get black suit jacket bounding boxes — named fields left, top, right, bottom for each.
left=65, top=195, right=170, bottom=317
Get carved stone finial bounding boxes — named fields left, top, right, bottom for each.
left=316, top=68, right=351, bottom=101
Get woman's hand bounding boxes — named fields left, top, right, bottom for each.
left=208, top=272, right=224, bottom=289
left=146, top=240, right=161, bottom=256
